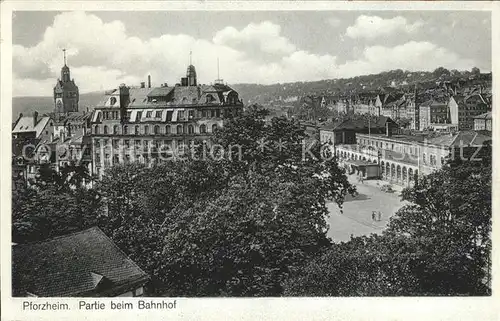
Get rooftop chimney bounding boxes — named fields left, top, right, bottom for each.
left=148, top=75, right=151, bottom=88
left=385, top=121, right=392, bottom=137
left=140, top=82, right=145, bottom=88
left=33, top=111, right=39, bottom=127
left=119, top=84, right=130, bottom=124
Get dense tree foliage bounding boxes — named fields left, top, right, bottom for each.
left=12, top=164, right=100, bottom=243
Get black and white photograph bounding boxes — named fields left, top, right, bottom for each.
left=4, top=1, right=495, bottom=311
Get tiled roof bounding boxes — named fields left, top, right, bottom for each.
left=473, top=111, right=492, bottom=120
left=427, top=131, right=492, bottom=147
left=128, top=88, right=152, bottom=107
left=98, top=84, right=239, bottom=109
left=12, top=227, right=149, bottom=297
left=12, top=115, right=51, bottom=137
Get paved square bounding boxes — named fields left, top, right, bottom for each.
left=327, top=176, right=408, bottom=243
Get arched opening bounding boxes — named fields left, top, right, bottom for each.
left=385, top=162, right=390, bottom=178
left=154, top=125, right=160, bottom=135
left=408, top=168, right=414, bottom=181
left=188, top=125, right=194, bottom=134
left=391, top=164, right=396, bottom=180
left=94, top=125, right=99, bottom=134
left=123, top=125, right=128, bottom=135
left=113, top=125, right=119, bottom=134
left=144, top=125, right=149, bottom=135
left=212, top=124, right=218, bottom=132
left=165, top=125, right=171, bottom=134
left=402, top=166, right=407, bottom=183
left=177, top=125, right=183, bottom=134
left=396, top=165, right=401, bottom=182
left=103, top=125, right=108, bottom=134
left=200, top=124, right=207, bottom=134
left=380, top=161, right=385, bottom=176
left=135, top=125, right=140, bottom=135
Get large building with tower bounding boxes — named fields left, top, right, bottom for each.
left=90, top=63, right=244, bottom=177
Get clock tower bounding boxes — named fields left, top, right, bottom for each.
left=54, top=49, right=79, bottom=118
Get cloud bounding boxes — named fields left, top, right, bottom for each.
left=13, top=12, right=476, bottom=97
left=346, top=15, right=424, bottom=39
left=213, top=21, right=296, bottom=56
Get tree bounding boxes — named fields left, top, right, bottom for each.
left=12, top=179, right=100, bottom=243
left=471, top=67, right=481, bottom=75
left=157, top=171, right=335, bottom=296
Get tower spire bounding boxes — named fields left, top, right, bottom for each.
left=189, top=50, right=192, bottom=65
left=63, top=48, right=67, bottom=66
left=217, top=57, right=220, bottom=80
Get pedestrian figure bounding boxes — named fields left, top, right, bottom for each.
left=377, top=211, right=382, bottom=221
left=371, top=211, right=376, bottom=221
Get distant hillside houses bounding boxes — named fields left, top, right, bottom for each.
left=314, top=72, right=492, bottom=132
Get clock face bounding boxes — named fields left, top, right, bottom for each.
left=56, top=99, right=63, bottom=111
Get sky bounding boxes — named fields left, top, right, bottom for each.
left=12, top=10, right=491, bottom=97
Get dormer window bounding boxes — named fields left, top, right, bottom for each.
left=206, top=94, right=215, bottom=103
left=110, top=97, right=117, bottom=106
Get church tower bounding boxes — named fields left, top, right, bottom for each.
left=186, top=51, right=197, bottom=86
left=54, top=49, right=79, bottom=117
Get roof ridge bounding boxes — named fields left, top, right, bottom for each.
left=14, top=226, right=101, bottom=247
left=96, top=227, right=149, bottom=278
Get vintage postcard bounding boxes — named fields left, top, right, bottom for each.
left=1, top=1, right=498, bottom=320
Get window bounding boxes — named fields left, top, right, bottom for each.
left=126, top=111, right=132, bottom=120
left=137, top=111, right=143, bottom=120
left=202, top=110, right=208, bottom=118
left=123, top=125, right=128, bottom=135
left=144, top=125, right=149, bottom=135
left=212, top=124, right=218, bottom=133
left=165, top=125, right=171, bottom=134
left=154, top=125, right=160, bottom=135
left=216, top=109, right=221, bottom=117
left=155, top=111, right=162, bottom=118
left=166, top=111, right=173, bottom=121
left=188, top=125, right=194, bottom=134
left=211, top=110, right=216, bottom=118
left=200, top=124, right=207, bottom=134
left=178, top=111, right=185, bottom=120
left=146, top=111, right=152, bottom=118
left=177, top=125, right=183, bottom=134
left=113, top=125, right=119, bottom=134
left=135, top=125, right=140, bottom=135
left=103, top=125, right=108, bottom=134
left=124, top=140, right=130, bottom=148
left=113, top=140, right=119, bottom=148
